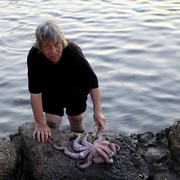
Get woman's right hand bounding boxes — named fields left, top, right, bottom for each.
left=33, top=123, right=51, bottom=142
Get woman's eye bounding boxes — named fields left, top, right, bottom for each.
left=55, top=41, right=61, bottom=46
left=43, top=45, right=49, bottom=48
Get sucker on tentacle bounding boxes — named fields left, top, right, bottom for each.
left=95, top=144, right=115, bottom=158
left=96, top=147, right=114, bottom=164
left=99, top=141, right=120, bottom=155
left=73, top=134, right=91, bottom=151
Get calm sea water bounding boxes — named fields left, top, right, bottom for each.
left=0, top=0, right=180, bottom=138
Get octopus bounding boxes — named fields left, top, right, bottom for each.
left=48, top=133, right=120, bottom=169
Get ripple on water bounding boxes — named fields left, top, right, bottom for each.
left=0, top=0, right=180, bottom=137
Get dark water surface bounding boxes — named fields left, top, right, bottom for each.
left=0, top=0, right=180, bottom=137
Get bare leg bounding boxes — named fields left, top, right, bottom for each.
left=45, top=113, right=62, bottom=130
left=67, top=113, right=85, bottom=133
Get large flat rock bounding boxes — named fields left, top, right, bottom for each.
left=18, top=122, right=148, bottom=180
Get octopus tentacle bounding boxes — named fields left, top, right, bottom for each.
left=99, top=140, right=112, bottom=147
left=76, top=152, right=93, bottom=169
left=96, top=144, right=115, bottom=158
left=92, top=156, right=105, bottom=164
left=96, top=147, right=113, bottom=164
left=79, top=149, right=91, bottom=159
left=93, top=134, right=103, bottom=146
left=81, top=133, right=93, bottom=147
left=115, top=144, right=120, bottom=151
left=73, top=134, right=90, bottom=151
left=109, top=143, right=120, bottom=155
left=52, top=144, right=81, bottom=159
left=99, top=141, right=120, bottom=155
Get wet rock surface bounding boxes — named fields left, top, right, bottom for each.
left=0, top=138, right=17, bottom=180
left=1, top=121, right=180, bottom=180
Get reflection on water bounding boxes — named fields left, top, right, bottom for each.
left=0, top=0, right=180, bottom=137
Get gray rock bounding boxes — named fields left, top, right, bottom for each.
left=0, top=138, right=17, bottom=180
left=167, top=120, right=180, bottom=174
left=1, top=120, right=180, bottom=180
left=17, top=122, right=148, bottom=180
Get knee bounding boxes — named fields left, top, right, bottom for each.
left=68, top=114, right=85, bottom=133
left=46, top=114, right=61, bottom=129
left=68, top=114, right=83, bottom=122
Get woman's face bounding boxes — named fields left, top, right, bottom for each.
left=41, top=38, right=63, bottom=64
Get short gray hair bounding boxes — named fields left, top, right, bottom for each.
left=34, top=20, right=68, bottom=50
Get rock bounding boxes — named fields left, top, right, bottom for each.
left=167, top=120, right=180, bottom=174
left=1, top=120, right=180, bottom=180
left=16, top=122, right=148, bottom=180
left=131, top=122, right=180, bottom=180
left=0, top=138, right=17, bottom=180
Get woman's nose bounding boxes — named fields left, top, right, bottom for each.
left=50, top=45, right=56, bottom=53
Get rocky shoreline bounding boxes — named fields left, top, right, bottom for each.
left=0, top=121, right=180, bottom=180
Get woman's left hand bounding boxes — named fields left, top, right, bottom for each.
left=93, top=111, right=106, bottom=131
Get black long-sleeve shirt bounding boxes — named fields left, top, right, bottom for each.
left=27, top=41, right=99, bottom=100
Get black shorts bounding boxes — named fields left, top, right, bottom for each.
left=42, top=91, right=88, bottom=116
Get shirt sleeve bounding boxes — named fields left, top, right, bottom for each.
left=27, top=47, right=43, bottom=93
left=69, top=41, right=99, bottom=89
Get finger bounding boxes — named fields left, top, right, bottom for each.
left=41, top=132, right=45, bottom=143
left=45, top=131, right=49, bottom=142
left=45, top=132, right=48, bottom=142
left=103, top=118, right=106, bottom=124
left=101, top=125, right=105, bottom=131
left=96, top=123, right=102, bottom=131
left=94, top=123, right=98, bottom=130
left=98, top=126, right=103, bottom=131
left=99, top=122, right=105, bottom=131
left=48, top=128, right=52, bottom=137
left=33, top=131, right=37, bottom=139
left=95, top=123, right=100, bottom=131
left=37, top=131, right=41, bottom=142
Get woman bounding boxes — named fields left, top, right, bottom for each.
left=27, top=20, right=106, bottom=142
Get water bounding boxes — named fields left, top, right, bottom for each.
left=0, top=0, right=180, bottom=138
